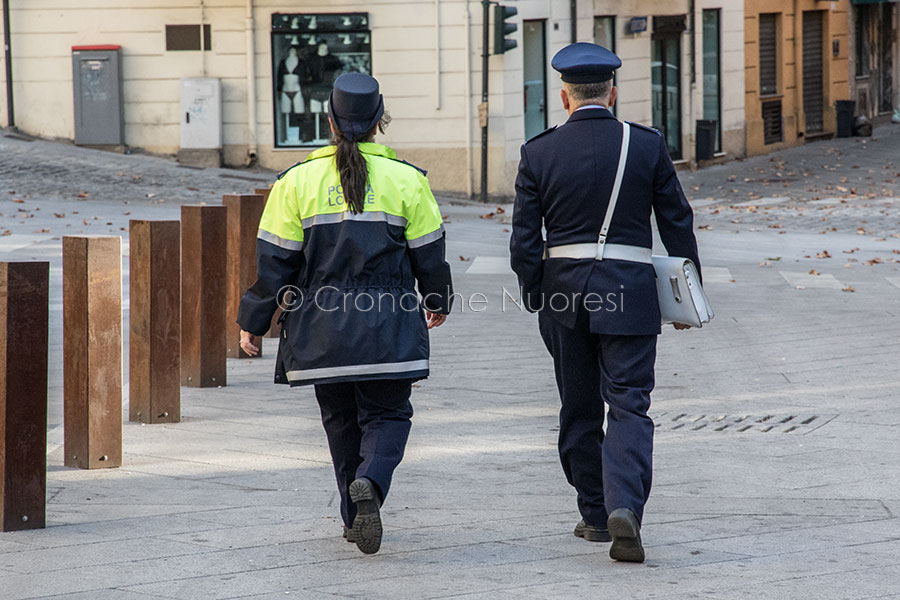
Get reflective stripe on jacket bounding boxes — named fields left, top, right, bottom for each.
left=237, top=142, right=454, bottom=386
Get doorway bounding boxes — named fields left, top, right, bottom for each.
left=651, top=29, right=683, bottom=159
left=802, top=10, right=825, bottom=134
left=523, top=20, right=547, bottom=140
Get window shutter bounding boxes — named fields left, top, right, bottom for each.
left=759, top=14, right=777, bottom=96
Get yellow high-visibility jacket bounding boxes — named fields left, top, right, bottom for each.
left=238, top=142, right=453, bottom=386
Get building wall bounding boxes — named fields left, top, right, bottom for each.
left=744, top=0, right=850, bottom=156
left=2, top=0, right=531, bottom=196
left=3, top=0, right=748, bottom=196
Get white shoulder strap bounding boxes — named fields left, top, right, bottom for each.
left=596, top=121, right=630, bottom=259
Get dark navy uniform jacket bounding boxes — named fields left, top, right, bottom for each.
left=510, top=107, right=701, bottom=336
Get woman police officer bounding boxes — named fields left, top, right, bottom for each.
left=237, top=73, right=453, bottom=555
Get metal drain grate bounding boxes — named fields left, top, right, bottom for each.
left=653, top=413, right=837, bottom=434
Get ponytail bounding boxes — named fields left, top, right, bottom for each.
left=334, top=130, right=369, bottom=214
left=332, top=113, right=391, bottom=214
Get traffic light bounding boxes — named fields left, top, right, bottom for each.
left=493, top=4, right=518, bottom=55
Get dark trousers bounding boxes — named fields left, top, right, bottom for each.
left=314, top=379, right=414, bottom=528
left=539, top=309, right=657, bottom=525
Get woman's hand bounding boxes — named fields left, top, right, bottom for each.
left=240, top=330, right=260, bottom=356
left=426, top=312, right=447, bottom=329
left=673, top=323, right=692, bottom=331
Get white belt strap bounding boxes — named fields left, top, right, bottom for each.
left=545, top=121, right=646, bottom=264
left=546, top=242, right=652, bottom=264
left=597, top=121, right=631, bottom=259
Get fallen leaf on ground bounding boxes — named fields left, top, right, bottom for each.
left=12, top=198, right=24, bottom=203
left=34, top=228, right=50, bottom=233
left=459, top=256, right=471, bottom=262
left=480, top=212, right=495, bottom=219
left=808, top=269, right=820, bottom=276
left=842, top=286, right=855, bottom=293
left=0, top=230, right=10, bottom=236
left=760, top=261, right=772, bottom=267
left=495, top=206, right=506, bottom=214
left=697, top=224, right=712, bottom=230
left=765, top=256, right=782, bottom=261
left=865, top=258, right=882, bottom=266
left=815, top=250, right=832, bottom=259
left=795, top=285, right=807, bottom=290
left=54, top=212, right=65, bottom=218
left=77, top=192, right=89, bottom=198
left=768, top=224, right=783, bottom=229
left=843, top=248, right=860, bottom=254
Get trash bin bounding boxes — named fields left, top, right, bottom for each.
left=835, top=100, right=855, bottom=138
left=695, top=119, right=717, bottom=161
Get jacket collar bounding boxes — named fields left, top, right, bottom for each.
left=565, top=106, right=616, bottom=124
left=304, top=142, right=397, bottom=162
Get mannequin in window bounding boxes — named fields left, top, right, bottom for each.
left=301, top=40, right=343, bottom=141
left=277, top=45, right=305, bottom=142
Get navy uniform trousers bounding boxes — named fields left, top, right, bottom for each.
left=314, top=379, right=414, bottom=528
left=538, top=305, right=656, bottom=526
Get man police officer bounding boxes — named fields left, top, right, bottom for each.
left=509, top=43, right=702, bottom=563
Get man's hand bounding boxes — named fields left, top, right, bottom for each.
left=673, top=323, right=692, bottom=331
left=426, top=311, right=447, bottom=329
left=240, top=330, right=260, bottom=356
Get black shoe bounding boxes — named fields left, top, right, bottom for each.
left=342, top=525, right=356, bottom=543
left=573, top=519, right=611, bottom=543
left=607, top=508, right=645, bottom=563
left=349, top=478, right=383, bottom=554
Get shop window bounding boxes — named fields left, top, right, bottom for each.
left=702, top=9, right=721, bottom=153
left=271, top=13, right=372, bottom=148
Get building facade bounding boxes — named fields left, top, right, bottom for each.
left=1, top=1, right=742, bottom=196
left=849, top=0, right=899, bottom=121
left=744, top=0, right=852, bottom=156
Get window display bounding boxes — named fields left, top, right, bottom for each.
left=271, top=13, right=371, bottom=147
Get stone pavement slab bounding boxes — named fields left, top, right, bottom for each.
left=2, top=129, right=900, bottom=598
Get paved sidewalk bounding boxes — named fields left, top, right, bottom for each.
left=1, top=129, right=900, bottom=599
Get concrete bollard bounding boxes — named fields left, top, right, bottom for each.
left=63, top=236, right=123, bottom=470
left=129, top=220, right=181, bottom=423
left=0, top=261, right=49, bottom=530
left=181, top=205, right=227, bottom=388
left=223, top=194, right=266, bottom=358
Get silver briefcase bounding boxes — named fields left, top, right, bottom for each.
left=652, top=255, right=713, bottom=328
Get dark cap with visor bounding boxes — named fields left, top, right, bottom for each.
left=551, top=42, right=621, bottom=84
